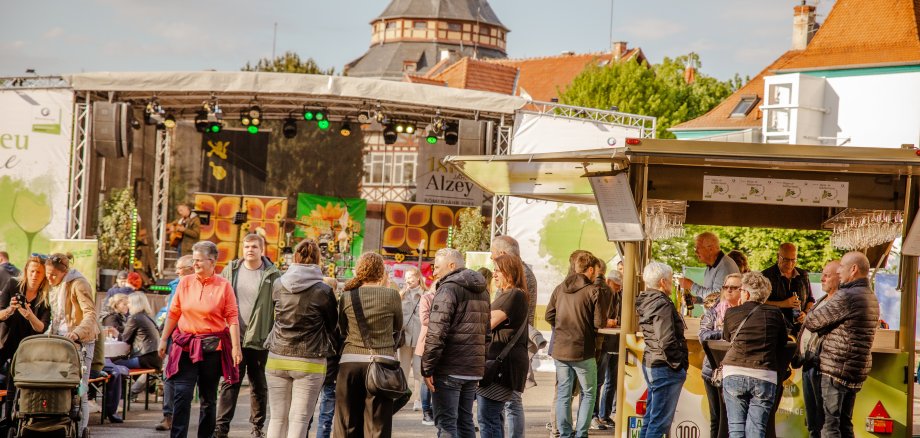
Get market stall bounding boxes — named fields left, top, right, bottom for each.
left=446, top=139, right=919, bottom=437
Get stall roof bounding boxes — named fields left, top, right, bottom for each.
left=445, top=139, right=920, bottom=204
left=62, top=71, right=527, bottom=122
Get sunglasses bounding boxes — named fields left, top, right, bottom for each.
left=29, top=253, right=48, bottom=262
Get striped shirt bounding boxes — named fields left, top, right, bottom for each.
left=339, top=286, right=403, bottom=357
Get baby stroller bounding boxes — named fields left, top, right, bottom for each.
left=8, top=335, right=84, bottom=438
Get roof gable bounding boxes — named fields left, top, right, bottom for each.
left=376, top=0, right=507, bottom=30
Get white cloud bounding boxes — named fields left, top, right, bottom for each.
left=619, top=18, right=687, bottom=41
left=43, top=27, right=64, bottom=39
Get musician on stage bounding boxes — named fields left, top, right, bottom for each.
left=169, top=203, right=201, bottom=256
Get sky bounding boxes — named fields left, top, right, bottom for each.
left=1, top=1, right=835, bottom=82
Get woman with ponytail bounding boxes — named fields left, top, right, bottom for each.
left=334, top=252, right=402, bottom=438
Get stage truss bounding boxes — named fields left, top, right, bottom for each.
left=153, top=129, right=172, bottom=276
left=66, top=94, right=91, bottom=239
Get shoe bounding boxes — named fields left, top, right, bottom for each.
left=412, top=400, right=422, bottom=411
left=251, top=427, right=265, bottom=438
left=600, top=416, right=615, bottom=426
left=155, top=416, right=172, bottom=431
left=87, top=399, right=101, bottom=414
left=422, top=412, right=435, bottom=426
left=590, top=417, right=607, bottom=430
left=107, top=414, right=124, bottom=424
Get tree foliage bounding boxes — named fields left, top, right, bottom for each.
left=98, top=187, right=137, bottom=270
left=451, top=208, right=491, bottom=257
left=242, top=51, right=335, bottom=75
left=559, top=53, right=743, bottom=138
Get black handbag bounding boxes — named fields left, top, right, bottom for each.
left=480, top=319, right=528, bottom=388
left=711, top=305, right=760, bottom=388
left=349, top=289, right=409, bottom=401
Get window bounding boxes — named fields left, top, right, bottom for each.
left=414, top=21, right=427, bottom=30
left=479, top=25, right=491, bottom=35
left=385, top=22, right=398, bottom=30
left=447, top=22, right=462, bottom=31
left=730, top=96, right=759, bottom=118
left=363, top=152, right=417, bottom=186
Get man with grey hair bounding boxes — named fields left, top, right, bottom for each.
left=422, top=247, right=490, bottom=437
left=679, top=232, right=739, bottom=299
left=636, top=261, right=687, bottom=438
left=490, top=235, right=538, bottom=438
left=764, top=242, right=815, bottom=336
left=804, top=251, right=878, bottom=437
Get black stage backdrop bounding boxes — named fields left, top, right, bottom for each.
left=201, top=129, right=269, bottom=195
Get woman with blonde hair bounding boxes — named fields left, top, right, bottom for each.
left=334, top=252, right=402, bottom=438
left=115, top=292, right=162, bottom=369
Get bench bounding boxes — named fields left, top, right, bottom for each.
left=88, top=375, right=111, bottom=425
left=124, top=368, right=160, bottom=416
left=0, top=389, right=7, bottom=401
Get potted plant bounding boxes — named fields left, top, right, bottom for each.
left=97, top=187, right=137, bottom=290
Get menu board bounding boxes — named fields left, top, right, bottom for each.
left=589, top=174, right=645, bottom=242
left=702, top=175, right=848, bottom=207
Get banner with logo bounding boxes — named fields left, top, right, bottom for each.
left=295, top=194, right=366, bottom=261
left=416, top=143, right=485, bottom=207
left=49, top=239, right=98, bottom=293
left=194, top=193, right=287, bottom=272
left=0, top=89, right=74, bottom=269
left=200, top=129, right=270, bottom=195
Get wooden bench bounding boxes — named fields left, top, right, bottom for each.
left=0, top=389, right=7, bottom=401
left=124, top=368, right=160, bottom=416
left=88, top=375, right=111, bottom=425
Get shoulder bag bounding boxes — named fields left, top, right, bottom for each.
left=480, top=318, right=528, bottom=388
left=349, top=289, right=409, bottom=400
left=710, top=304, right=760, bottom=388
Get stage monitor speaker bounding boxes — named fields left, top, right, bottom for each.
left=93, top=102, right=133, bottom=159
left=457, top=119, right=487, bottom=156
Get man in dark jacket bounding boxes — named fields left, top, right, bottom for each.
left=799, top=260, right=840, bottom=438
left=422, top=248, right=489, bottom=438
left=545, top=251, right=606, bottom=438
left=804, top=251, right=879, bottom=438
left=763, top=243, right=815, bottom=335
left=636, top=261, right=687, bottom=438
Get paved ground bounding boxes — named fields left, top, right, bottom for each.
left=86, top=371, right=619, bottom=438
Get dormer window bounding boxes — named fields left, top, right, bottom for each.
left=403, top=60, right=417, bottom=72
left=730, top=95, right=759, bottom=118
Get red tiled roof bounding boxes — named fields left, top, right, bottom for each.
left=428, top=57, right=518, bottom=94
left=778, top=0, right=920, bottom=71
left=404, top=74, right=447, bottom=86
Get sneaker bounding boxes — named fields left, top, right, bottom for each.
left=591, top=417, right=608, bottom=430
left=412, top=400, right=422, bottom=411
left=422, top=412, right=435, bottom=426
left=87, top=399, right=101, bottom=413
left=251, top=428, right=265, bottom=438
left=600, top=416, right=615, bottom=426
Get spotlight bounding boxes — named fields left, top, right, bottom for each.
left=425, top=127, right=438, bottom=144
left=315, top=110, right=326, bottom=121
left=163, top=114, right=177, bottom=129
left=248, top=105, right=262, bottom=120
left=247, top=125, right=259, bottom=134
left=444, top=122, right=459, bottom=145
left=317, top=119, right=330, bottom=130
left=303, top=106, right=315, bottom=121
left=340, top=120, right=352, bottom=137
left=194, top=110, right=209, bottom=133
left=240, top=110, right=251, bottom=127
left=144, top=100, right=164, bottom=125
left=405, top=124, right=416, bottom=134
left=282, top=118, right=297, bottom=139
left=207, top=121, right=223, bottom=133
left=383, top=123, right=397, bottom=145
left=395, top=122, right=405, bottom=134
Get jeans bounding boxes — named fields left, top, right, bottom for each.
left=477, top=395, right=506, bottom=438
left=722, top=374, right=777, bottom=438
left=101, top=361, right=129, bottom=416
left=703, top=377, right=721, bottom=438
left=639, top=365, right=686, bottom=438
left=170, top=350, right=221, bottom=438
left=420, top=375, right=433, bottom=415
left=503, top=391, right=524, bottom=438
left=314, top=382, right=336, bottom=438
left=802, top=367, right=824, bottom=438
left=265, top=363, right=325, bottom=438
left=431, top=375, right=478, bottom=438
left=77, top=341, right=95, bottom=434
left=162, top=377, right=175, bottom=416
left=216, top=348, right=269, bottom=435
left=596, top=352, right=618, bottom=419
left=820, top=374, right=857, bottom=438
left=555, top=358, right=596, bottom=438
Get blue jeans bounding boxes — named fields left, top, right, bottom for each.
left=477, top=395, right=506, bottom=438
left=163, top=377, right=175, bottom=416
left=722, top=374, right=777, bottom=438
left=639, top=365, right=686, bottom=438
left=802, top=367, right=824, bottom=438
left=503, top=391, right=524, bottom=438
left=596, top=352, right=618, bottom=419
left=307, top=382, right=335, bottom=438
left=169, top=351, right=221, bottom=438
left=420, top=376, right=433, bottom=416
left=820, top=374, right=857, bottom=438
left=555, top=358, right=597, bottom=438
left=431, top=375, right=478, bottom=438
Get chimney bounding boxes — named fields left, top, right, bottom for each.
left=612, top=41, right=628, bottom=61
left=792, top=1, right=816, bottom=50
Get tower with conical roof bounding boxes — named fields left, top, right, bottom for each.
left=345, top=0, right=509, bottom=80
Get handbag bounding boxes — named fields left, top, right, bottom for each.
left=480, top=319, right=528, bottom=388
left=349, top=289, right=409, bottom=400
left=396, top=294, right=421, bottom=348
left=711, top=304, right=760, bottom=388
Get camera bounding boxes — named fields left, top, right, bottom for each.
left=13, top=293, right=25, bottom=304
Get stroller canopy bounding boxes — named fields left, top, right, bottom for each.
left=11, top=335, right=82, bottom=388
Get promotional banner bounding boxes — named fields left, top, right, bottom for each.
left=416, top=143, right=485, bottom=207
left=49, top=239, right=98, bottom=293
left=200, top=129, right=270, bottom=195
left=194, top=193, right=287, bottom=272
left=0, top=89, right=74, bottom=269
left=384, top=260, right=434, bottom=289
left=295, top=194, right=366, bottom=261
left=381, top=202, right=470, bottom=257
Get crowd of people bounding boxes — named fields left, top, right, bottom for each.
left=0, top=224, right=885, bottom=438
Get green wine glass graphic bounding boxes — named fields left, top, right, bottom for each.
left=11, top=191, right=53, bottom=256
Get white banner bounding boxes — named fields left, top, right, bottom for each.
left=0, top=89, right=74, bottom=268
left=416, top=142, right=485, bottom=207
left=703, top=175, right=848, bottom=207
left=511, top=111, right=644, bottom=153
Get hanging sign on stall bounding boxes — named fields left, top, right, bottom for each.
left=703, top=175, right=848, bottom=207
left=416, top=143, right=485, bottom=207
left=588, top=173, right=645, bottom=241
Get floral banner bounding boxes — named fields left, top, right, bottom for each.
left=295, top=194, right=366, bottom=260
left=194, top=193, right=287, bottom=273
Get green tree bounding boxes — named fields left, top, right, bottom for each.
left=558, top=53, right=743, bottom=138
left=241, top=53, right=362, bottom=216
left=451, top=208, right=490, bottom=256
left=98, top=187, right=137, bottom=269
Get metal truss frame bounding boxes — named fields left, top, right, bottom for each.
left=153, top=129, right=172, bottom=276
left=66, top=95, right=91, bottom=239
left=526, top=101, right=657, bottom=139
left=490, top=119, right=513, bottom=238
left=0, top=76, right=70, bottom=90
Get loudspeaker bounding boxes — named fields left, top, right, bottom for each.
left=93, top=102, right=133, bottom=158
left=457, top=119, right=487, bottom=155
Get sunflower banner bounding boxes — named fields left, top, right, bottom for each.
left=295, top=193, right=366, bottom=261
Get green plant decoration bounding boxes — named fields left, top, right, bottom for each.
left=98, top=187, right=137, bottom=270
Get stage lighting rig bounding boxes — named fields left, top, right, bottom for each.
left=340, top=120, right=352, bottom=137
left=444, top=121, right=459, bottom=145
left=282, top=117, right=298, bottom=139
left=425, top=125, right=439, bottom=144
left=383, top=123, right=397, bottom=145
left=208, top=122, right=223, bottom=133
left=163, top=114, right=177, bottom=129
left=144, top=99, right=165, bottom=125
left=195, top=110, right=209, bottom=133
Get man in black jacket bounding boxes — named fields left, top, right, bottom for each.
left=636, top=261, right=687, bottom=438
left=422, top=248, right=489, bottom=438
left=545, top=252, right=605, bottom=438
left=763, top=243, right=815, bottom=335
left=804, top=251, right=879, bottom=438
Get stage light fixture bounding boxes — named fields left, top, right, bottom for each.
left=282, top=118, right=297, bottom=139
left=194, top=110, right=209, bottom=133
left=163, top=114, right=177, bottom=129
left=208, top=122, right=223, bottom=133
left=425, top=126, right=438, bottom=144
left=405, top=124, right=416, bottom=134
left=248, top=105, right=262, bottom=119
left=303, top=107, right=315, bottom=121
left=444, top=122, right=459, bottom=145
left=383, top=123, right=398, bottom=145
left=240, top=110, right=252, bottom=127
left=317, top=119, right=330, bottom=130
left=315, top=110, right=326, bottom=121
left=395, top=123, right=405, bottom=134
left=247, top=125, right=259, bottom=134
left=144, top=99, right=164, bottom=125
left=340, top=120, right=352, bottom=137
